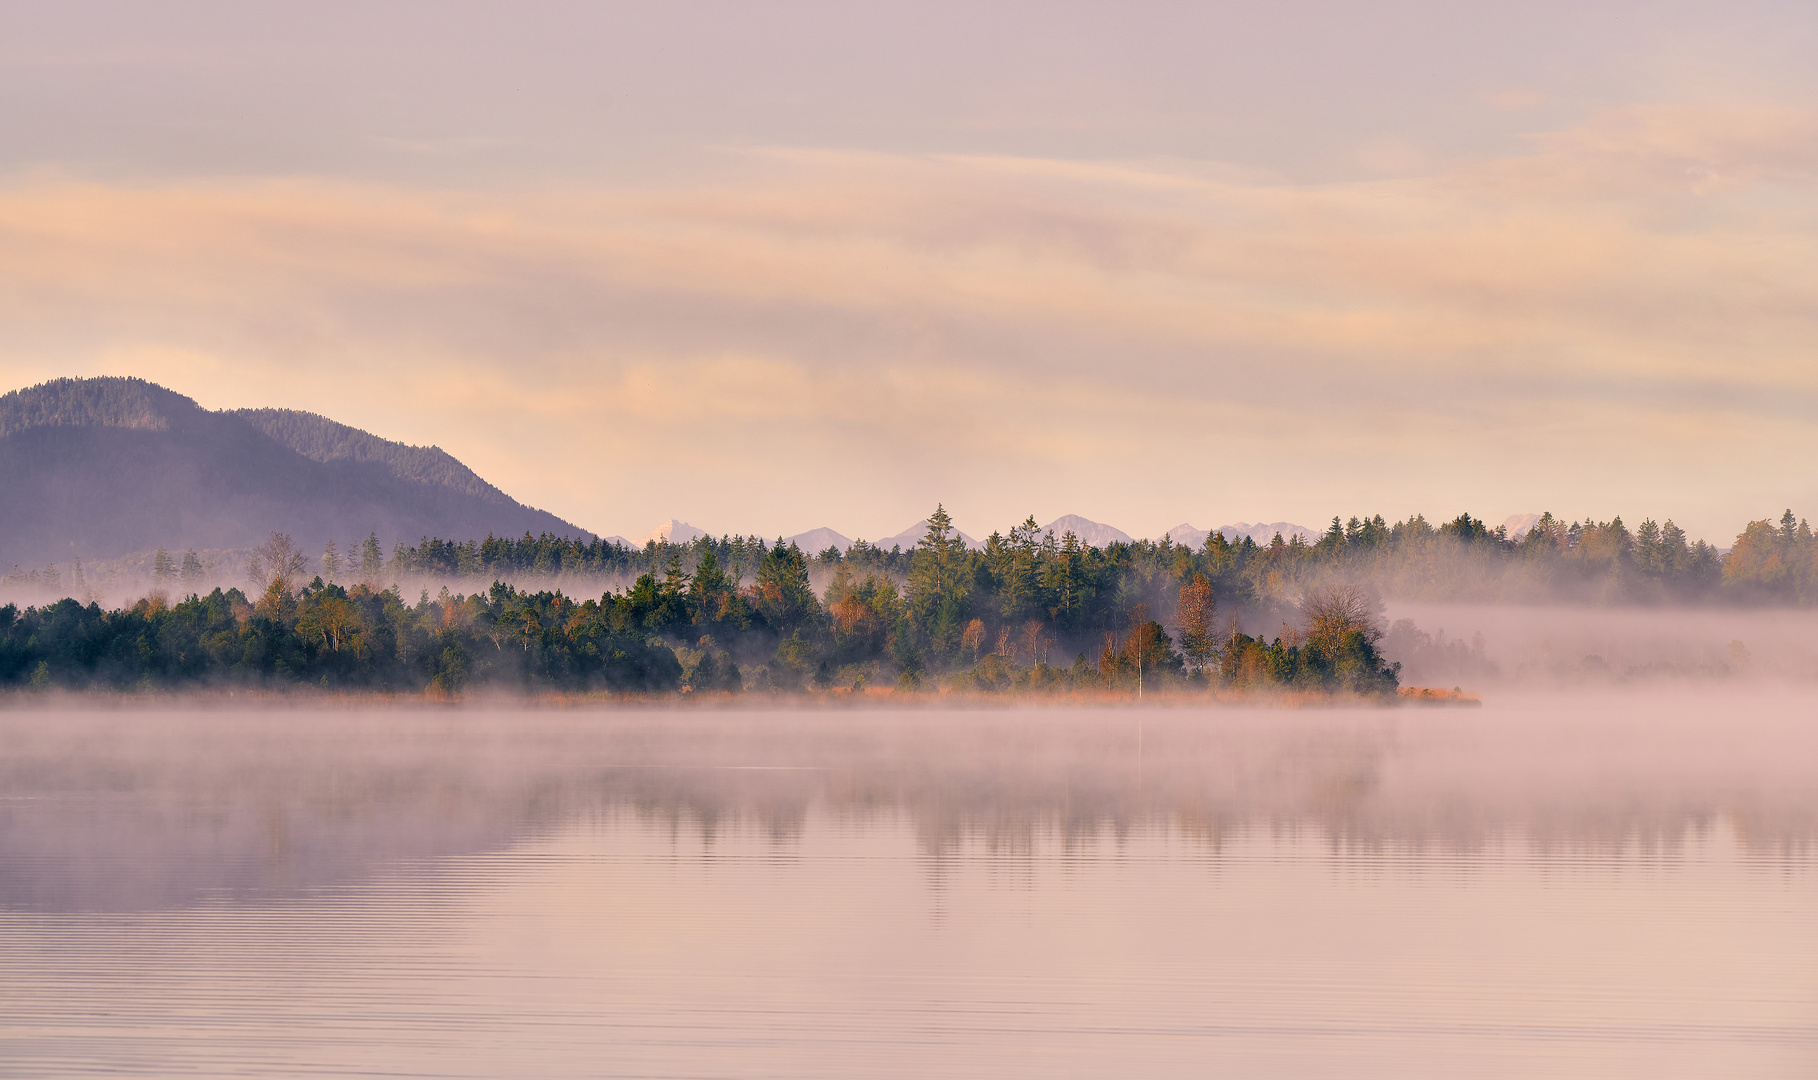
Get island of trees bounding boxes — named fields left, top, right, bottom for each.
left=2, top=505, right=1814, bottom=698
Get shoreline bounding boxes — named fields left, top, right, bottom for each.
left=0, top=685, right=1478, bottom=710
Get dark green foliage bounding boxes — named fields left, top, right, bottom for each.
left=10, top=501, right=1818, bottom=697
left=1220, top=628, right=1399, bottom=696
left=0, top=583, right=680, bottom=694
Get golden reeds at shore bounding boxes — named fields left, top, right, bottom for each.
left=3, top=684, right=1479, bottom=708
left=1396, top=686, right=1483, bottom=705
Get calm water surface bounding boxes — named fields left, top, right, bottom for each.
left=2, top=694, right=1815, bottom=1077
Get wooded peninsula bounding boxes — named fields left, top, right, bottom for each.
left=2, top=505, right=1814, bottom=698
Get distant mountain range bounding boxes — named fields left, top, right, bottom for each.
left=783, top=526, right=853, bottom=553
left=1167, top=521, right=1320, bottom=546
left=1501, top=513, right=1541, bottom=539
left=661, top=515, right=1319, bottom=553
left=1039, top=514, right=1134, bottom=548
left=637, top=519, right=702, bottom=546
left=0, top=375, right=1382, bottom=575
left=631, top=521, right=989, bottom=553
left=874, top=520, right=983, bottom=551
left=782, top=522, right=983, bottom=552
left=0, top=377, right=587, bottom=569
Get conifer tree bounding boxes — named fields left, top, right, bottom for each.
left=908, top=505, right=966, bottom=622
left=359, top=533, right=383, bottom=583
left=180, top=550, right=203, bottom=590
left=661, top=548, right=687, bottom=598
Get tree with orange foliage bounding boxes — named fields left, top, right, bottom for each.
left=1174, top=574, right=1215, bottom=672
left=960, top=618, right=986, bottom=662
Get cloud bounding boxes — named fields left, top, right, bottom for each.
left=0, top=105, right=1814, bottom=540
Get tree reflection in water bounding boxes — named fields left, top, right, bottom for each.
left=2, top=694, right=1814, bottom=912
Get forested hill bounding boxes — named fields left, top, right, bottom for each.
left=0, top=376, right=587, bottom=567
left=233, top=408, right=512, bottom=502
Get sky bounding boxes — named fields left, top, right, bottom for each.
left=2, top=1, right=1815, bottom=545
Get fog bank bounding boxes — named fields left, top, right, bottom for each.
left=4, top=691, right=1815, bottom=911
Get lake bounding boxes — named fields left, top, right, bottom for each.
left=3, top=692, right=1815, bottom=1077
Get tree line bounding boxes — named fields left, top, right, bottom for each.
left=2, top=505, right=1814, bottom=696
left=324, top=507, right=1818, bottom=608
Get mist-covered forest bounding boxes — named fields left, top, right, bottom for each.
left=2, top=505, right=1815, bottom=697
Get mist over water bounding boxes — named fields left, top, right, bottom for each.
left=3, top=695, right=1815, bottom=1077
left=1381, top=604, right=1818, bottom=688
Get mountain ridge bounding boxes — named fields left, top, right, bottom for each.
left=232, top=407, right=513, bottom=503
left=0, top=376, right=589, bottom=568
left=1038, top=514, right=1134, bottom=547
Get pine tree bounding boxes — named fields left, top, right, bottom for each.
left=180, top=550, right=203, bottom=590
left=754, top=541, right=817, bottom=634
left=1041, top=530, right=1082, bottom=630
left=908, top=504, right=967, bottom=625
left=1318, top=517, right=1345, bottom=557
left=661, top=548, right=687, bottom=598
left=1659, top=520, right=1689, bottom=575
left=1000, top=515, right=1040, bottom=622
left=689, top=547, right=728, bottom=621
left=1635, top=519, right=1662, bottom=575
left=360, top=533, right=383, bottom=583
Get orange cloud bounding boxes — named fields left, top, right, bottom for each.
left=0, top=105, right=1813, bottom=538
